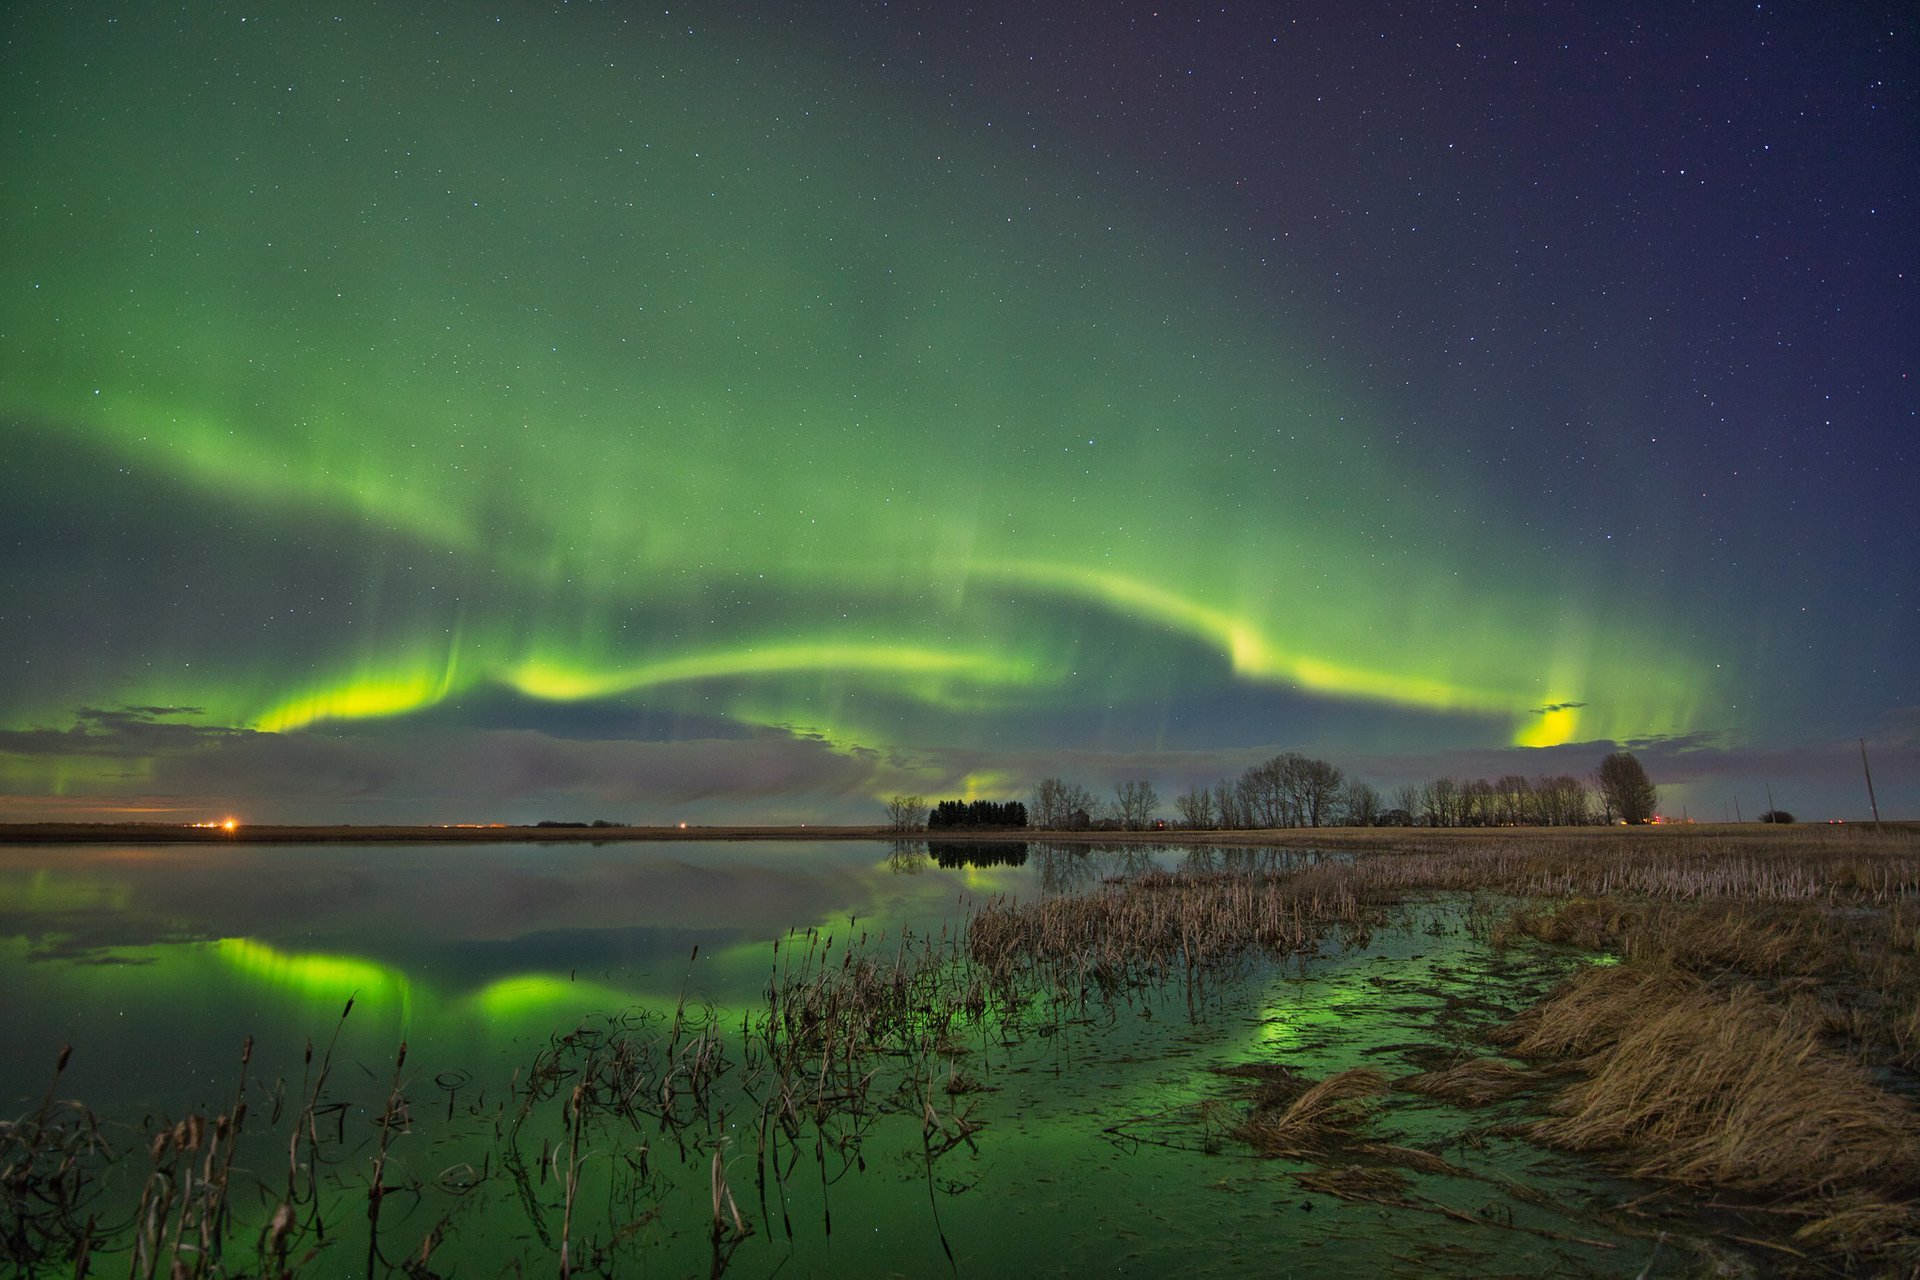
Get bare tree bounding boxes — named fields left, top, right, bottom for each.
left=1173, top=784, right=1216, bottom=829
left=1030, top=777, right=1067, bottom=828
left=1293, top=756, right=1344, bottom=827
left=1061, top=781, right=1098, bottom=825
left=1532, top=774, right=1589, bottom=825
left=1031, top=778, right=1098, bottom=828
left=1491, top=775, right=1527, bottom=825
left=1240, top=757, right=1287, bottom=827
left=1113, top=779, right=1160, bottom=830
left=884, top=795, right=925, bottom=833
left=1420, top=778, right=1456, bottom=827
left=1340, top=779, right=1381, bottom=826
left=1461, top=778, right=1495, bottom=827
left=1214, top=779, right=1244, bottom=830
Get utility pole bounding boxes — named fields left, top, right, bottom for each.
left=1861, top=739, right=1882, bottom=829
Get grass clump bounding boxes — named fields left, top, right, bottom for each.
left=1496, top=960, right=1920, bottom=1271
left=1395, top=1057, right=1536, bottom=1107
left=1215, top=1065, right=1390, bottom=1158
left=1504, top=966, right=1920, bottom=1193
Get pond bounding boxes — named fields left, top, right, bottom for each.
left=1, top=841, right=1678, bottom=1277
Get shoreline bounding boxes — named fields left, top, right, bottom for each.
left=0, top=820, right=1907, bottom=846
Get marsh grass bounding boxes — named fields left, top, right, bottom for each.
left=502, top=998, right=738, bottom=1271
left=13, top=825, right=1920, bottom=1274
left=967, top=866, right=1380, bottom=1007
left=1396, top=1057, right=1537, bottom=1107
left=125, top=1037, right=258, bottom=1280
left=1087, top=828, right=1920, bottom=1271
left=1221, top=1066, right=1390, bottom=1157
left=0, top=1046, right=111, bottom=1270
left=1327, top=824, right=1920, bottom=903
left=1491, top=959, right=1920, bottom=1271
left=1496, top=890, right=1920, bottom=1070
left=1498, top=964, right=1920, bottom=1188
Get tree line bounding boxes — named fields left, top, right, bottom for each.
left=926, top=799, right=1029, bottom=830
left=1030, top=777, right=1161, bottom=830
left=886, top=751, right=1660, bottom=831
left=1378, top=772, right=1595, bottom=828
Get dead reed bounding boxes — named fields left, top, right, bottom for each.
left=1497, top=892, right=1920, bottom=1068
left=967, top=866, right=1379, bottom=1005
left=1345, top=837, right=1920, bottom=902
left=504, top=1000, right=734, bottom=1268
left=0, top=1045, right=111, bottom=1270
left=1395, top=1057, right=1536, bottom=1107
left=1496, top=961, right=1920, bottom=1270
left=127, top=1037, right=255, bottom=1280
left=1217, top=1065, right=1390, bottom=1158
left=1499, top=964, right=1920, bottom=1192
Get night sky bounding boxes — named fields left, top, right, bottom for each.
left=3, top=2, right=1914, bottom=823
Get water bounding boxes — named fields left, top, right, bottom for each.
left=1, top=841, right=1684, bottom=1276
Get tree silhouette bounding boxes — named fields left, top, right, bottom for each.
left=1597, top=752, right=1659, bottom=824
left=1112, top=780, right=1159, bottom=830
left=927, top=799, right=1028, bottom=830
left=883, top=794, right=925, bottom=832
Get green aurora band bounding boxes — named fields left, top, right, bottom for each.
left=0, top=6, right=1717, bottom=807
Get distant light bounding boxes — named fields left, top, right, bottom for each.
left=678, top=821, right=688, bottom=829
left=222, top=817, right=239, bottom=833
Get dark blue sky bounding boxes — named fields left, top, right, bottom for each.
left=1, top=1, right=1914, bottom=821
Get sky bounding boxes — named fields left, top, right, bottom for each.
left=2, top=1, right=1914, bottom=825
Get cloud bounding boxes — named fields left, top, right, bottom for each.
left=5, top=705, right=1913, bottom=824
left=1872, top=706, right=1920, bottom=748
left=125, top=723, right=898, bottom=822
left=0, top=706, right=256, bottom=758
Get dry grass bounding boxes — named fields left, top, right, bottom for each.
left=1085, top=827, right=1920, bottom=1270
left=1500, top=898, right=1837, bottom=974
left=1504, top=966, right=1920, bottom=1194
left=1220, top=1066, right=1390, bottom=1157
left=1293, top=1162, right=1410, bottom=1198
left=1344, top=835, right=1920, bottom=902
left=967, top=866, right=1377, bottom=1002
left=1493, top=963, right=1698, bottom=1059
left=1496, top=892, right=1920, bottom=1069
left=0, top=1047, right=111, bottom=1270
left=1396, top=1057, right=1537, bottom=1107
left=1494, top=961, right=1920, bottom=1271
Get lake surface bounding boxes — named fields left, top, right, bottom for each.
left=1, top=841, right=1679, bottom=1277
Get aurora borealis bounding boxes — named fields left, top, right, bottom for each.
left=2, top=3, right=1914, bottom=821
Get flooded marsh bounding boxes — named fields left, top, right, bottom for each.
left=3, top=829, right=1917, bottom=1276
